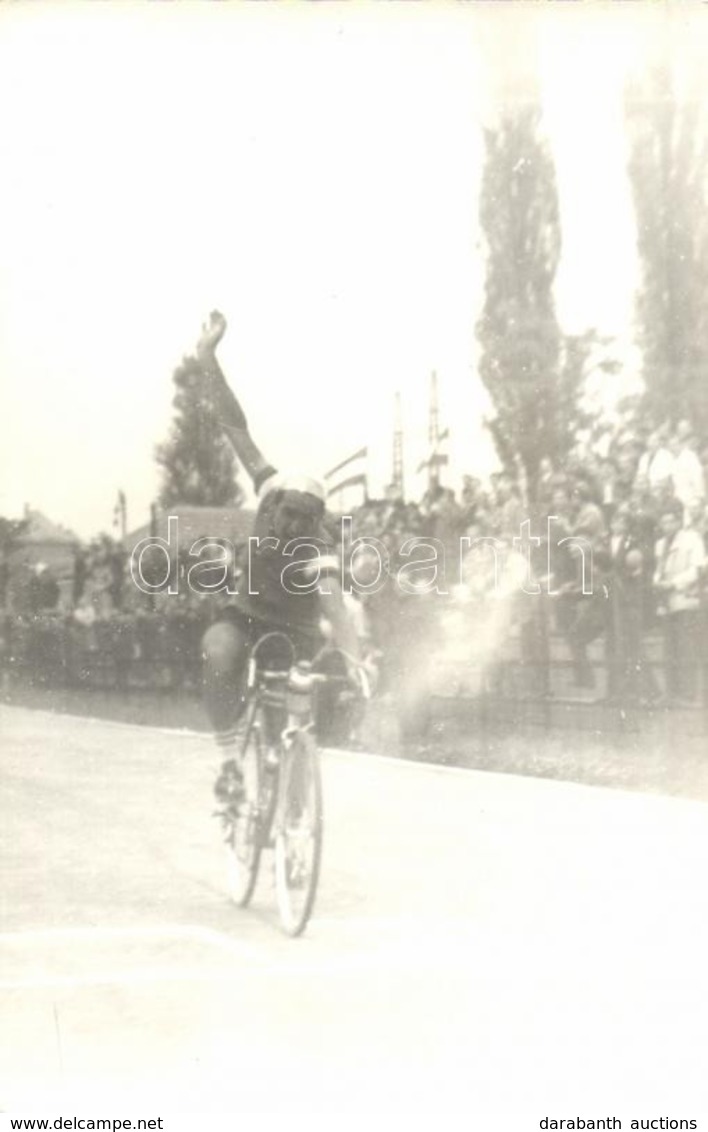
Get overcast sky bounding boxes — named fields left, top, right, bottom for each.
left=0, top=2, right=699, bottom=539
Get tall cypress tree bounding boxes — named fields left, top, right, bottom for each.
left=477, top=104, right=583, bottom=496
left=156, top=356, right=242, bottom=508
left=626, top=67, right=708, bottom=427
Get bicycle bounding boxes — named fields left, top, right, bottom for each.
left=218, top=631, right=363, bottom=937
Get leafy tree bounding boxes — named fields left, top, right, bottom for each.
left=477, top=104, right=589, bottom=496
left=0, top=516, right=27, bottom=552
left=156, top=356, right=243, bottom=508
left=626, top=67, right=708, bottom=427
left=563, top=330, right=623, bottom=434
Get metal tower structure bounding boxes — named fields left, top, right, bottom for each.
left=416, top=371, right=449, bottom=490
left=428, top=371, right=441, bottom=490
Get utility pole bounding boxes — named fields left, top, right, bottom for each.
left=392, top=392, right=405, bottom=501
left=113, top=490, right=127, bottom=545
left=118, top=491, right=127, bottom=544
left=148, top=501, right=158, bottom=612
left=424, top=371, right=449, bottom=493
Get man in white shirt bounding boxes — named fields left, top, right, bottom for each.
left=669, top=433, right=706, bottom=511
left=653, top=502, right=706, bottom=704
left=636, top=429, right=675, bottom=492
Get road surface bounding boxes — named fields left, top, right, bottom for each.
left=2, top=705, right=708, bottom=1118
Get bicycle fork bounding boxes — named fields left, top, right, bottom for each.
left=274, top=721, right=314, bottom=831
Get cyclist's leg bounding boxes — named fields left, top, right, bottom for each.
left=202, top=611, right=251, bottom=793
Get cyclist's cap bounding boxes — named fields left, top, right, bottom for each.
left=259, top=473, right=327, bottom=508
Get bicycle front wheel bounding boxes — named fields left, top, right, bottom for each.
left=224, top=710, right=265, bottom=907
left=274, top=730, right=323, bottom=937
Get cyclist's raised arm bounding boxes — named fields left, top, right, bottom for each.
left=195, top=311, right=275, bottom=489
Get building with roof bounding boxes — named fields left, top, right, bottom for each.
left=126, top=505, right=255, bottom=555
left=6, top=507, right=80, bottom=611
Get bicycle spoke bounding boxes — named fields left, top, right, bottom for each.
left=222, top=713, right=265, bottom=907
left=274, top=732, right=323, bottom=936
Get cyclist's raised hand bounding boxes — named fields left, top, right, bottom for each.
left=196, top=310, right=228, bottom=361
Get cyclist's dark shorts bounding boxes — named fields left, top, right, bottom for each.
left=212, top=603, right=322, bottom=665
left=211, top=605, right=352, bottom=745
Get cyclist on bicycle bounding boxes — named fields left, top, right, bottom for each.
left=194, top=311, right=361, bottom=804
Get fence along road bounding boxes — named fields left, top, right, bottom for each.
left=1, top=705, right=708, bottom=1117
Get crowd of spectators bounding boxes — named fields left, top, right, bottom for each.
left=345, top=413, right=708, bottom=709
left=3, top=411, right=707, bottom=711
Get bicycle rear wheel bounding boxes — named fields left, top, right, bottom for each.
left=224, top=708, right=265, bottom=907
left=274, top=730, right=323, bottom=936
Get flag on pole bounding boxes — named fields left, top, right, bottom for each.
left=324, top=447, right=368, bottom=500
left=416, top=428, right=450, bottom=474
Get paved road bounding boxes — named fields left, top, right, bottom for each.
left=2, top=705, right=708, bottom=1118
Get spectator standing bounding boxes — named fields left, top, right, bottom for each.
left=636, top=428, right=675, bottom=492
left=496, top=479, right=525, bottom=544
left=556, top=540, right=606, bottom=690
left=571, top=479, right=606, bottom=544
left=549, top=491, right=603, bottom=690
left=613, top=443, right=640, bottom=507
left=670, top=431, right=706, bottom=512
left=596, top=457, right=618, bottom=520
left=605, top=506, right=657, bottom=705
left=628, top=474, right=660, bottom=627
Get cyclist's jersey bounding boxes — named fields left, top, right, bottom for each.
left=231, top=467, right=340, bottom=637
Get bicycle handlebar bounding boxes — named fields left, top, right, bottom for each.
left=310, top=646, right=373, bottom=700
left=249, top=635, right=372, bottom=699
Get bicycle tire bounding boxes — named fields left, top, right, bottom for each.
left=258, top=749, right=279, bottom=850
left=224, top=706, right=265, bottom=907
left=274, top=729, right=323, bottom=937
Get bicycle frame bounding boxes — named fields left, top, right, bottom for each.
left=223, top=630, right=358, bottom=934
left=249, top=674, right=321, bottom=844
